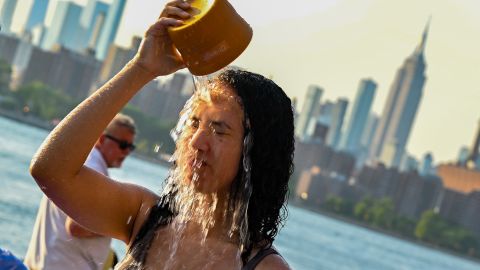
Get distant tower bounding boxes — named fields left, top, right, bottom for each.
left=0, top=0, right=18, bottom=33
left=80, top=0, right=109, bottom=51
left=24, top=0, right=50, bottom=32
left=361, top=113, right=379, bottom=151
left=317, top=101, right=334, bottom=126
left=457, top=146, right=470, bottom=167
left=42, top=1, right=83, bottom=51
left=95, top=0, right=127, bottom=60
left=295, top=85, right=324, bottom=140
left=340, top=78, right=377, bottom=154
left=468, top=119, right=480, bottom=164
left=370, top=20, right=430, bottom=168
left=420, top=152, right=434, bottom=176
left=326, top=98, right=348, bottom=149
left=465, top=119, right=480, bottom=170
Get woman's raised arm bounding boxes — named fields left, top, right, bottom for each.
left=29, top=0, right=191, bottom=243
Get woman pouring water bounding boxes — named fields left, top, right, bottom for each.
left=30, top=1, right=294, bottom=269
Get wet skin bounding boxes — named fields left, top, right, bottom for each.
left=177, top=86, right=245, bottom=196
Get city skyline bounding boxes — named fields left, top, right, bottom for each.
left=8, top=0, right=480, bottom=163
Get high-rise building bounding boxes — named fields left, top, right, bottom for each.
left=95, top=0, right=127, bottom=60
left=160, top=72, right=194, bottom=123
left=295, top=85, right=324, bottom=140
left=94, top=36, right=141, bottom=93
left=317, top=101, right=334, bottom=125
left=420, top=152, right=434, bottom=176
left=361, top=113, right=379, bottom=152
left=370, top=21, right=430, bottom=168
left=24, top=0, right=50, bottom=32
left=42, top=1, right=83, bottom=51
left=326, top=98, right=348, bottom=149
left=340, top=78, right=377, bottom=154
left=457, top=146, right=470, bottom=167
left=0, top=33, right=20, bottom=65
left=468, top=119, right=480, bottom=165
left=0, top=0, right=18, bottom=33
left=80, top=0, right=109, bottom=51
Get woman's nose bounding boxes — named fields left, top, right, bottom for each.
left=189, top=128, right=210, bottom=152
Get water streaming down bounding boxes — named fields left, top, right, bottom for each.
left=123, top=72, right=255, bottom=269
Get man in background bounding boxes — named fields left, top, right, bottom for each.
left=24, top=114, right=137, bottom=270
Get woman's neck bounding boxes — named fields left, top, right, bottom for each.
left=173, top=191, right=239, bottom=244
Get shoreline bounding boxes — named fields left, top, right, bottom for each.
left=0, top=112, right=173, bottom=167
left=290, top=200, right=480, bottom=265
left=0, top=109, right=54, bottom=131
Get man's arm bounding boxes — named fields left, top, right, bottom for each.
left=65, top=216, right=102, bottom=238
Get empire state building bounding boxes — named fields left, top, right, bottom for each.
left=370, top=21, right=430, bottom=168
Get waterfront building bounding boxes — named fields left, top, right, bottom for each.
left=435, top=164, right=480, bottom=234
left=295, top=166, right=355, bottom=207
left=356, top=164, right=442, bottom=220
left=94, top=36, right=141, bottom=93
left=158, top=72, right=194, bottom=123
left=0, top=33, right=20, bottom=65
left=400, top=153, right=419, bottom=172
left=20, top=45, right=101, bottom=100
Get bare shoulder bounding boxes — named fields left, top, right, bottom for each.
left=256, top=254, right=292, bottom=270
left=126, top=184, right=160, bottom=245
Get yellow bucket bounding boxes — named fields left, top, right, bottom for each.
left=168, top=0, right=253, bottom=76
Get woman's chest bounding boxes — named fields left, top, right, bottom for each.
left=141, top=228, right=243, bottom=270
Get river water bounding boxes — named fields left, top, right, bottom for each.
left=1, top=116, right=479, bottom=270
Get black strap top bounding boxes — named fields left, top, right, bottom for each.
left=241, top=247, right=280, bottom=270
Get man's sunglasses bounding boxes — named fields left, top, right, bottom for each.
left=105, top=134, right=136, bottom=151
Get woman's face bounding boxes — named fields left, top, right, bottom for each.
left=177, top=85, right=245, bottom=195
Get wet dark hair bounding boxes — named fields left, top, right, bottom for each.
left=126, top=69, right=295, bottom=267
left=217, top=69, right=295, bottom=263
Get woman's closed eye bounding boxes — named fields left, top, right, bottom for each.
left=209, top=121, right=230, bottom=135
left=187, top=117, right=231, bottom=135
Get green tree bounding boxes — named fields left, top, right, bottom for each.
left=14, top=82, right=76, bottom=120
left=370, top=198, right=395, bottom=229
left=415, top=210, right=447, bottom=244
left=353, top=196, right=374, bottom=222
left=323, top=195, right=354, bottom=216
left=392, top=216, right=416, bottom=237
left=415, top=210, right=479, bottom=256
